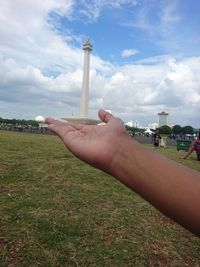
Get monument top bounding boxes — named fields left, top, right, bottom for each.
left=83, top=36, right=93, bottom=51
left=85, top=36, right=90, bottom=44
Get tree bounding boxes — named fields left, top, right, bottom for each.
left=172, top=125, right=182, bottom=134
left=0, top=118, right=39, bottom=127
left=158, top=125, right=172, bottom=135
left=182, top=126, right=193, bottom=135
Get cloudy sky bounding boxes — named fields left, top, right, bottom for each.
left=0, top=0, right=200, bottom=127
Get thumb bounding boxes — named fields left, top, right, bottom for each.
left=98, top=109, right=114, bottom=123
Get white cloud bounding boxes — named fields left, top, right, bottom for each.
left=71, top=0, right=138, bottom=22
left=0, top=0, right=79, bottom=71
left=160, top=1, right=180, bottom=23
left=121, top=2, right=156, bottom=32
left=1, top=53, right=200, bottom=126
left=101, top=57, right=200, bottom=126
left=121, top=49, right=138, bottom=58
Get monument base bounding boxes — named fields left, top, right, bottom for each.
left=61, top=117, right=101, bottom=125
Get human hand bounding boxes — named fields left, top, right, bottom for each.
left=45, top=109, right=128, bottom=171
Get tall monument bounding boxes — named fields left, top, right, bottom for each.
left=80, top=37, right=93, bottom=118
left=62, top=37, right=100, bottom=125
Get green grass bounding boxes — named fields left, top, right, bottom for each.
left=0, top=131, right=200, bottom=267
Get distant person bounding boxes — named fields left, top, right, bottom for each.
left=183, top=133, right=200, bottom=161
left=152, top=129, right=161, bottom=148
left=45, top=109, right=200, bottom=236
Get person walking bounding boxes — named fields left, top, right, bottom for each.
left=152, top=129, right=161, bottom=148
left=184, top=133, right=200, bottom=161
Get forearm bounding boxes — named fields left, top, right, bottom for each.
left=108, top=135, right=200, bottom=236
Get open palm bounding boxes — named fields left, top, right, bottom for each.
left=45, top=109, right=127, bottom=170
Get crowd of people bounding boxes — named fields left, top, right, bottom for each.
left=0, top=124, right=50, bottom=134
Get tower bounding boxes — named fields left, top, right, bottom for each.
left=158, top=111, right=169, bottom=127
left=62, top=37, right=99, bottom=125
left=80, top=37, right=93, bottom=118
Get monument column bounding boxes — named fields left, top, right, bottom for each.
left=80, top=37, right=93, bottom=118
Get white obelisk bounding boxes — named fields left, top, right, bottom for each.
left=62, top=37, right=99, bottom=125
left=80, top=37, right=93, bottom=118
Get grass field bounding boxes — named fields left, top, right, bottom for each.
left=0, top=130, right=200, bottom=267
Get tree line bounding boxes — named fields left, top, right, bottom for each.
left=126, top=124, right=199, bottom=135
left=159, top=125, right=197, bottom=135
left=0, top=117, right=39, bottom=127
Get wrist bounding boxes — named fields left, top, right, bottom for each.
left=108, top=134, right=141, bottom=177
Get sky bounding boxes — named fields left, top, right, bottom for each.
left=0, top=0, right=200, bottom=127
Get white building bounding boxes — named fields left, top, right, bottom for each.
left=126, top=120, right=133, bottom=127
left=134, top=121, right=140, bottom=128
left=158, top=111, right=169, bottom=127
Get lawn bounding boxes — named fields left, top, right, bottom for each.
left=0, top=130, right=200, bottom=267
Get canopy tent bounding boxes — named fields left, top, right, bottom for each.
left=143, top=128, right=154, bottom=135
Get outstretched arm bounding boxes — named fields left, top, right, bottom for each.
left=45, top=110, right=200, bottom=236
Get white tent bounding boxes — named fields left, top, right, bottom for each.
left=143, top=128, right=154, bottom=135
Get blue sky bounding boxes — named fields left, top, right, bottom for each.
left=0, top=0, right=200, bottom=127
left=58, top=0, right=200, bottom=61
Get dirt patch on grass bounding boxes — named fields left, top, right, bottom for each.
left=28, top=208, right=56, bottom=217
left=0, top=237, right=23, bottom=267
left=145, top=239, right=180, bottom=266
left=45, top=174, right=58, bottom=180
left=0, top=185, right=10, bottom=193
left=145, top=238, right=199, bottom=267
left=0, top=163, right=8, bottom=171
left=147, top=210, right=176, bottom=226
